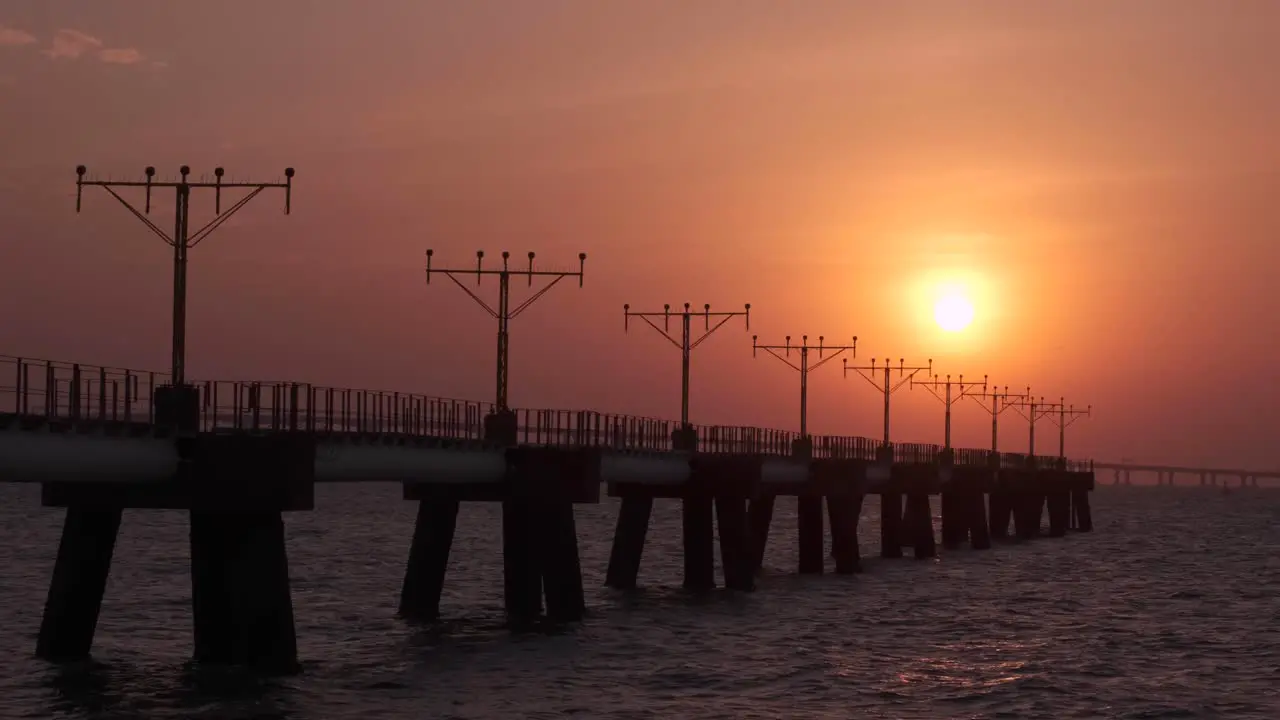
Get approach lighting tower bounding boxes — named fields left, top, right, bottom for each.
left=1047, top=399, right=1091, bottom=458
left=910, top=373, right=988, bottom=448
left=752, top=335, right=857, bottom=437
left=624, top=302, right=750, bottom=428
left=75, top=164, right=295, bottom=387
left=966, top=384, right=1030, bottom=452
left=843, top=357, right=934, bottom=446
left=425, top=249, right=586, bottom=412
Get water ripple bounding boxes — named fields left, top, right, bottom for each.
left=1, top=485, right=1277, bottom=718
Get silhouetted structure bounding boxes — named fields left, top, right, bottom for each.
left=748, top=335, right=860, bottom=578
left=911, top=373, right=990, bottom=550
left=606, top=303, right=751, bottom=593
left=68, top=165, right=297, bottom=670
left=416, top=249, right=589, bottom=627
left=0, top=167, right=1097, bottom=675
left=1097, top=462, right=1274, bottom=487
left=844, top=357, right=935, bottom=559
left=74, top=165, right=294, bottom=389
left=965, top=384, right=1029, bottom=538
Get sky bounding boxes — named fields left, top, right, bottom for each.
left=2, top=0, right=1279, bottom=470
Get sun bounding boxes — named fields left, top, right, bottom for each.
left=933, top=292, right=974, bottom=333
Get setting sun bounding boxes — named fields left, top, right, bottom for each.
left=934, top=293, right=975, bottom=333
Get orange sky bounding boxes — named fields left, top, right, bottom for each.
left=2, top=1, right=1278, bottom=469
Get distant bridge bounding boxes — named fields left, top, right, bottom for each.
left=1094, top=462, right=1278, bottom=487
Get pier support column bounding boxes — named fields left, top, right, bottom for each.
left=504, top=444, right=593, bottom=624
left=605, top=495, right=652, bottom=590
left=502, top=499, right=543, bottom=624
left=715, top=495, right=753, bottom=591
left=486, top=411, right=546, bottom=625
left=939, top=491, right=963, bottom=549
left=672, top=428, right=715, bottom=592
left=1071, top=490, right=1093, bottom=532
left=826, top=497, right=842, bottom=559
left=190, top=510, right=298, bottom=672
left=880, top=493, right=904, bottom=558
left=1046, top=492, right=1069, bottom=538
left=1012, top=491, right=1042, bottom=540
left=968, top=492, right=992, bottom=549
left=537, top=499, right=585, bottom=622
left=797, top=496, right=825, bottom=574
left=746, top=494, right=776, bottom=575
left=36, top=507, right=122, bottom=662
left=682, top=495, right=716, bottom=591
left=988, top=491, right=1011, bottom=540
left=829, top=493, right=863, bottom=574
left=399, top=500, right=459, bottom=621
left=906, top=493, right=936, bottom=559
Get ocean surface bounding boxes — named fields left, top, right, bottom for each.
left=0, top=485, right=1277, bottom=720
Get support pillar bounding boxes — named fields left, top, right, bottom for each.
left=746, top=494, right=776, bottom=575
left=1071, top=489, right=1093, bottom=532
left=797, top=496, right=825, bottom=574
left=830, top=494, right=863, bottom=573
left=969, top=492, right=991, bottom=549
left=36, top=507, right=123, bottom=662
left=189, top=510, right=298, bottom=672
left=880, top=493, right=904, bottom=558
left=502, top=498, right=543, bottom=624
left=605, top=496, right=653, bottom=590
left=715, top=495, right=753, bottom=591
left=988, top=491, right=1012, bottom=540
left=682, top=495, right=715, bottom=591
left=939, top=491, right=963, bottom=549
left=537, top=500, right=585, bottom=622
left=906, top=493, right=936, bottom=559
left=399, top=500, right=459, bottom=622
left=1046, top=492, right=1069, bottom=537
left=1012, top=492, right=1038, bottom=540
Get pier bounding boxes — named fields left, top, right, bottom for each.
left=0, top=353, right=1093, bottom=673
left=0, top=164, right=1095, bottom=674
left=1096, top=462, right=1275, bottom=488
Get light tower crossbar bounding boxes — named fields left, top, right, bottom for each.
left=843, top=357, right=933, bottom=446
left=74, top=164, right=295, bottom=387
left=425, top=249, right=586, bottom=411
left=966, top=384, right=1030, bottom=453
left=910, top=372, right=988, bottom=449
left=752, top=335, right=857, bottom=437
left=624, top=302, right=750, bottom=427
left=1045, top=399, right=1091, bottom=458
left=1005, top=390, right=1062, bottom=458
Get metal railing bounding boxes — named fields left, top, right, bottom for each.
left=0, top=354, right=1093, bottom=469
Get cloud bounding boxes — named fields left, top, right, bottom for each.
left=44, top=28, right=102, bottom=59
left=99, top=47, right=143, bottom=65
left=0, top=24, right=37, bottom=47
left=42, top=28, right=147, bottom=65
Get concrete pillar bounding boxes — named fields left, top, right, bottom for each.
left=746, top=494, right=776, bottom=575
left=969, top=491, right=992, bottom=549
left=796, top=496, right=825, bottom=574
left=189, top=510, right=298, bottom=672
left=36, top=507, right=122, bottom=662
left=880, top=493, right=904, bottom=558
left=604, top=495, right=652, bottom=590
left=830, top=493, right=864, bottom=573
left=399, top=499, right=459, bottom=621
left=715, top=495, right=753, bottom=591
left=907, top=493, right=936, bottom=559
left=682, top=495, right=716, bottom=591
